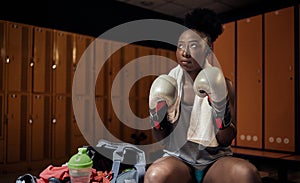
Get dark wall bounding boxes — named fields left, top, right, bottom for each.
left=1, top=0, right=298, bottom=50
left=0, top=0, right=182, bottom=37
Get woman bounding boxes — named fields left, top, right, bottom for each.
left=145, top=8, right=262, bottom=183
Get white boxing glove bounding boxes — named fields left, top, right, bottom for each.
left=149, top=74, right=178, bottom=110
left=194, top=66, right=231, bottom=129
left=149, top=75, right=179, bottom=128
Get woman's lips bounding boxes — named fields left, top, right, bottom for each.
left=180, top=60, right=191, bottom=65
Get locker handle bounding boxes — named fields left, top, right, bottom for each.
left=5, top=56, right=10, bottom=64
left=29, top=118, right=33, bottom=124
left=29, top=58, right=34, bottom=67
left=52, top=118, right=57, bottom=124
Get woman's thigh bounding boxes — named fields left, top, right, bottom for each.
left=203, top=156, right=262, bottom=183
left=144, top=156, right=196, bottom=183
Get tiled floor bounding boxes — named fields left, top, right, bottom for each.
left=259, top=166, right=300, bottom=183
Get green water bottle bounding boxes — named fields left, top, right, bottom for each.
left=68, top=147, right=93, bottom=183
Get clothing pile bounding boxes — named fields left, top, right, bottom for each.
left=16, top=139, right=146, bottom=183
left=16, top=164, right=113, bottom=183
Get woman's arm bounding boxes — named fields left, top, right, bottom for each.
left=150, top=102, right=174, bottom=142
left=216, top=78, right=237, bottom=146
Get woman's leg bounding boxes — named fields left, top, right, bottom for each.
left=144, top=156, right=196, bottom=183
left=203, top=156, right=262, bottom=183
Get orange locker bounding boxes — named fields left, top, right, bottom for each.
left=213, top=22, right=235, bottom=85
left=70, top=108, right=88, bottom=155
left=0, top=139, right=3, bottom=164
left=51, top=95, right=67, bottom=163
left=30, top=94, right=51, bottom=161
left=155, top=48, right=177, bottom=75
left=136, top=45, right=156, bottom=99
left=119, top=44, right=148, bottom=144
left=72, top=95, right=95, bottom=146
left=94, top=97, right=107, bottom=145
left=0, top=93, right=3, bottom=139
left=72, top=34, right=94, bottom=96
left=6, top=93, right=29, bottom=163
left=103, top=40, right=124, bottom=142
left=120, top=43, right=137, bottom=99
left=107, top=95, right=122, bottom=141
left=136, top=97, right=153, bottom=145
left=6, top=22, right=32, bottom=92
left=213, top=21, right=236, bottom=145
left=105, top=40, right=124, bottom=98
left=264, top=7, right=295, bottom=152
left=0, top=93, right=3, bottom=163
left=120, top=98, right=137, bottom=144
left=237, top=15, right=263, bottom=149
left=0, top=21, right=5, bottom=92
left=32, top=27, right=53, bottom=93
left=95, top=38, right=111, bottom=97
left=52, top=31, right=72, bottom=94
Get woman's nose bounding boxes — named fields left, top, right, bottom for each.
left=182, top=47, right=191, bottom=58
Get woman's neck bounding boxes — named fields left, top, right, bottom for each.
left=188, top=70, right=201, bottom=81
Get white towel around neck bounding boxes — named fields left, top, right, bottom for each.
left=168, top=65, right=219, bottom=147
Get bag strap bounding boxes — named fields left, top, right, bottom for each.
left=96, top=139, right=146, bottom=183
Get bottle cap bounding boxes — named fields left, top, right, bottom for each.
left=68, top=147, right=93, bottom=169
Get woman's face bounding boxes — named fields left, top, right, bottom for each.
left=176, top=29, right=209, bottom=75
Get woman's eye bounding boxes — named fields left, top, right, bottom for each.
left=177, top=44, right=184, bottom=49
left=190, top=43, right=198, bottom=48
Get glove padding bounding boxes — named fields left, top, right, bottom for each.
left=149, top=75, right=178, bottom=128
left=194, top=66, right=231, bottom=129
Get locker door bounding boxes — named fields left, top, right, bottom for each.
left=6, top=22, right=32, bottom=92
left=136, top=45, right=156, bottom=99
left=107, top=96, right=122, bottom=140
left=136, top=97, right=153, bottom=145
left=136, top=45, right=156, bottom=145
left=71, top=96, right=92, bottom=151
left=30, top=94, right=50, bottom=161
left=121, top=98, right=137, bottom=144
left=0, top=93, right=4, bottom=163
left=95, top=38, right=110, bottom=97
left=155, top=48, right=177, bottom=75
left=51, top=95, right=67, bottom=162
left=237, top=15, right=263, bottom=148
left=264, top=7, right=295, bottom=152
left=120, top=43, right=136, bottom=98
left=213, top=21, right=236, bottom=146
left=0, top=21, right=5, bottom=92
left=7, top=94, right=28, bottom=163
left=52, top=31, right=72, bottom=94
left=119, top=44, right=138, bottom=144
left=214, top=22, right=235, bottom=85
left=105, top=41, right=123, bottom=141
left=33, top=27, right=52, bottom=93
left=72, top=34, right=94, bottom=96
left=94, top=97, right=106, bottom=145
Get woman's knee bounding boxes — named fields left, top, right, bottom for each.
left=204, top=157, right=262, bottom=183
left=144, top=163, right=169, bottom=183
left=144, top=156, right=194, bottom=183
left=231, top=159, right=262, bottom=182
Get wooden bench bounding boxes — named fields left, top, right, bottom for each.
left=231, top=147, right=300, bottom=183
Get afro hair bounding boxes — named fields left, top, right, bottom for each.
left=184, top=8, right=224, bottom=43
